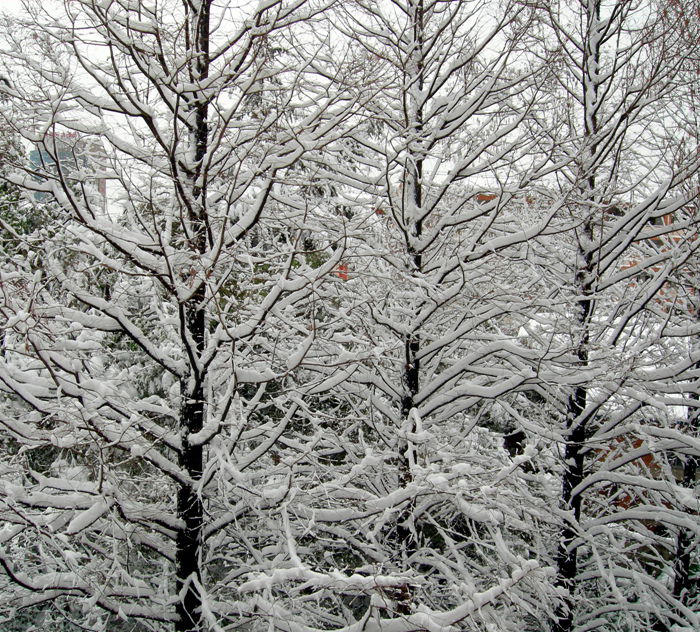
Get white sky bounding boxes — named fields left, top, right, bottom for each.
left=2, top=1, right=24, bottom=15
left=1, top=1, right=64, bottom=19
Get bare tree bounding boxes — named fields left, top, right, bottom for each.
left=532, top=2, right=700, bottom=630
left=0, top=1, right=358, bottom=630
left=1, top=1, right=698, bottom=631
left=236, top=1, right=567, bottom=629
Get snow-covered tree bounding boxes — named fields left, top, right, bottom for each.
left=0, top=1, right=698, bottom=631
left=0, top=1, right=359, bottom=630
left=528, top=1, right=700, bottom=630
left=236, top=1, right=568, bottom=629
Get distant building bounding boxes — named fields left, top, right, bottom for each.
left=29, top=131, right=107, bottom=209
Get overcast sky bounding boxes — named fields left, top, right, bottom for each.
left=2, top=1, right=23, bottom=16
left=2, top=1, right=61, bottom=19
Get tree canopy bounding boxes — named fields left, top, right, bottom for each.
left=0, top=1, right=698, bottom=631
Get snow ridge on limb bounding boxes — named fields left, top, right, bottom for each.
left=243, top=559, right=546, bottom=632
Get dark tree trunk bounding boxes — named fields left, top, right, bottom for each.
left=176, top=362, right=205, bottom=632
left=394, top=0, right=424, bottom=615
left=553, top=2, right=601, bottom=629
left=553, top=241, right=593, bottom=632
left=175, top=2, right=211, bottom=630
left=672, top=411, right=698, bottom=604
left=672, top=464, right=697, bottom=599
